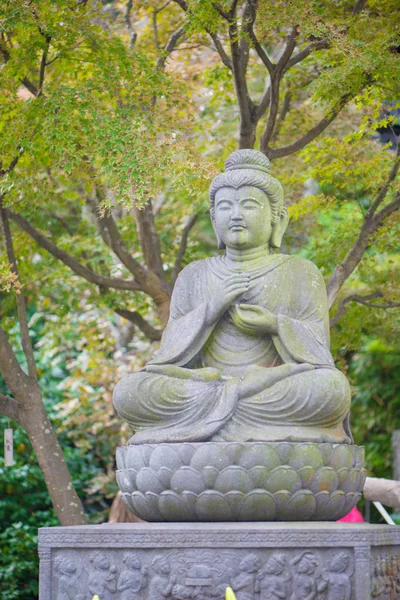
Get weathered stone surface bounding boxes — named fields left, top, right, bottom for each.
left=116, top=442, right=366, bottom=522
left=38, top=522, right=400, bottom=600
left=113, top=150, right=353, bottom=447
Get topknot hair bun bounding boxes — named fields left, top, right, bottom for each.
left=225, top=149, right=270, bottom=174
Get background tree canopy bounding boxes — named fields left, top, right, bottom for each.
left=0, top=1, right=399, bottom=598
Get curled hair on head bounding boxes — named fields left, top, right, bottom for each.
left=209, top=149, right=285, bottom=225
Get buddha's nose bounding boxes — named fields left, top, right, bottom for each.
left=231, top=203, right=243, bottom=220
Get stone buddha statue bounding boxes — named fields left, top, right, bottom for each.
left=113, top=149, right=352, bottom=446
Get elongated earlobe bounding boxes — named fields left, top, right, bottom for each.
left=270, top=207, right=289, bottom=249
left=212, top=219, right=226, bottom=250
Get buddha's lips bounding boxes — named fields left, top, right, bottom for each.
left=229, top=224, right=247, bottom=230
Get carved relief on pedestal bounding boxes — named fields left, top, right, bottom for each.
left=371, top=551, right=400, bottom=600
left=52, top=548, right=354, bottom=600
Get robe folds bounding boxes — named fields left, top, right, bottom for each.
left=113, top=254, right=352, bottom=444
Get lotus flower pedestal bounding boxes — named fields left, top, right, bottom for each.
left=116, top=441, right=366, bottom=522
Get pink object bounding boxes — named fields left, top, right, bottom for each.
left=337, top=506, right=364, bottom=522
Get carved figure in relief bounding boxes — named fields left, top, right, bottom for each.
left=259, top=553, right=290, bottom=600
left=321, top=552, right=351, bottom=600
left=117, top=553, right=148, bottom=600
left=289, top=552, right=324, bottom=600
left=54, top=557, right=85, bottom=600
left=230, top=554, right=261, bottom=600
left=88, top=551, right=117, bottom=600
left=149, top=555, right=177, bottom=600
left=113, top=150, right=352, bottom=446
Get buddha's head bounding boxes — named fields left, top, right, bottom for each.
left=209, top=149, right=289, bottom=251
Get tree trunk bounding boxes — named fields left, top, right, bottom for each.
left=108, top=492, right=144, bottom=523
left=238, top=120, right=256, bottom=149
left=18, top=387, right=87, bottom=525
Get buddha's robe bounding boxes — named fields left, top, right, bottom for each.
left=113, top=254, right=352, bottom=444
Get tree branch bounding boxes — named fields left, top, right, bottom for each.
left=372, top=192, right=400, bottom=228
left=327, top=192, right=400, bottom=307
left=0, top=149, right=23, bottom=177
left=352, top=0, right=367, bottom=16
left=8, top=210, right=141, bottom=292
left=229, top=15, right=256, bottom=148
left=156, top=25, right=186, bottom=71
left=0, top=37, right=39, bottom=97
left=0, top=392, right=21, bottom=422
left=266, top=92, right=353, bottom=159
left=0, top=199, right=37, bottom=380
left=208, top=31, right=232, bottom=70
left=259, top=25, right=299, bottom=152
left=133, top=202, right=169, bottom=289
left=270, top=90, right=292, bottom=142
left=247, top=26, right=274, bottom=74
left=171, top=213, right=199, bottom=284
left=0, top=326, right=36, bottom=401
left=38, top=35, right=51, bottom=94
left=330, top=291, right=400, bottom=327
left=88, top=189, right=148, bottom=283
left=286, top=39, right=330, bottom=71
left=256, top=83, right=271, bottom=120
left=366, top=141, right=400, bottom=218
left=115, top=309, right=162, bottom=341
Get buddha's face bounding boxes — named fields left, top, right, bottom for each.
left=214, top=186, right=272, bottom=250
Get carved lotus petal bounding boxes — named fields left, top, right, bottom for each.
left=139, top=444, right=153, bottom=466
left=202, top=466, right=219, bottom=489
left=178, top=443, right=196, bottom=465
left=285, top=490, right=316, bottom=521
left=337, top=467, right=350, bottom=487
left=272, top=490, right=291, bottom=513
left=215, top=466, right=254, bottom=494
left=145, top=491, right=162, bottom=514
left=171, top=466, right=205, bottom=494
left=196, top=491, right=233, bottom=521
left=341, top=492, right=362, bottom=517
left=158, top=491, right=193, bottom=521
left=238, top=445, right=280, bottom=470
left=318, top=443, right=334, bottom=466
left=225, top=491, right=245, bottom=515
left=313, top=491, right=334, bottom=520
left=275, top=442, right=293, bottom=464
left=289, top=444, right=323, bottom=470
left=330, top=445, right=354, bottom=471
left=157, top=467, right=173, bottom=488
left=191, top=444, right=230, bottom=471
left=342, top=469, right=364, bottom=493
left=326, top=490, right=346, bottom=520
left=250, top=466, right=270, bottom=488
left=225, top=443, right=245, bottom=464
left=354, top=447, right=365, bottom=468
left=116, top=469, right=137, bottom=493
left=118, top=446, right=146, bottom=471
left=149, top=445, right=183, bottom=472
left=130, top=491, right=163, bottom=521
left=181, top=491, right=198, bottom=515
left=239, top=490, right=276, bottom=521
left=266, top=466, right=301, bottom=494
left=310, top=467, right=338, bottom=494
left=298, top=466, right=315, bottom=487
left=136, top=467, right=164, bottom=494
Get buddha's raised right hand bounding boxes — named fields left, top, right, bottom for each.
left=206, top=273, right=250, bottom=325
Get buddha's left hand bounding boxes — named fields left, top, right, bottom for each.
left=230, top=304, right=278, bottom=336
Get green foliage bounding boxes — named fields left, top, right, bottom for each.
left=349, top=340, right=400, bottom=479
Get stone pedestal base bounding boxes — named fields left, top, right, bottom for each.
left=38, top=522, right=400, bottom=600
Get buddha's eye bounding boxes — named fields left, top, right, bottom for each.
left=216, top=201, right=232, bottom=211
left=243, top=200, right=261, bottom=210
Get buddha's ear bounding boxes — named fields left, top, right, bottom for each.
left=211, top=217, right=226, bottom=250
left=270, top=206, right=289, bottom=249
